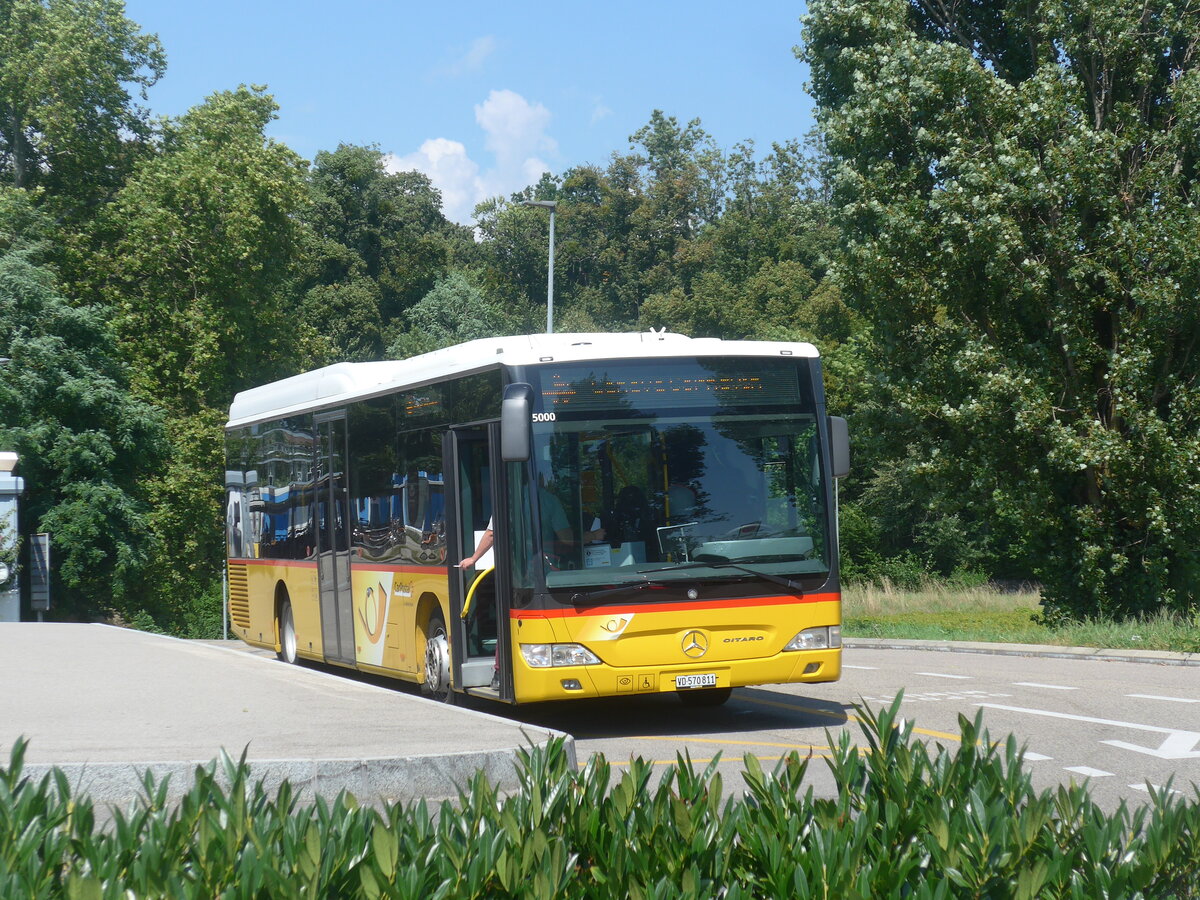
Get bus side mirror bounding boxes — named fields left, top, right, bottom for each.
left=828, top=415, right=850, bottom=478
left=501, top=383, right=535, bottom=462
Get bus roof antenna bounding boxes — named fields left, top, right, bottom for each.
left=649, top=327, right=667, bottom=340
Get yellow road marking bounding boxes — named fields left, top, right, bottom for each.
left=581, top=754, right=837, bottom=768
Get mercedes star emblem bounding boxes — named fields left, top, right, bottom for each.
left=681, top=630, right=709, bottom=658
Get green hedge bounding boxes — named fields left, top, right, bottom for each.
left=3, top=700, right=1197, bottom=898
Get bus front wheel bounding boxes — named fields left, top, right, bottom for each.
left=677, top=686, right=732, bottom=707
left=422, top=611, right=453, bottom=703
left=277, top=600, right=298, bottom=665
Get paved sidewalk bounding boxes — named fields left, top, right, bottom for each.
left=0, top=623, right=572, bottom=812
left=845, top=636, right=1199, bottom=666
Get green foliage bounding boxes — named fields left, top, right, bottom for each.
left=301, top=278, right=385, bottom=363
left=299, top=143, right=474, bottom=363
left=388, top=270, right=517, bottom=356
left=0, top=188, right=164, bottom=620
left=803, top=0, right=1200, bottom=619
left=475, top=118, right=848, bottom=348
left=95, top=85, right=311, bottom=415
left=20, top=0, right=1199, bottom=634
left=139, top=410, right=227, bottom=632
left=0, top=0, right=165, bottom=209
left=82, top=86, right=315, bottom=629
left=3, top=700, right=1200, bottom=896
left=307, top=145, right=472, bottom=311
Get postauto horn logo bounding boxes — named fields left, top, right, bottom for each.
left=681, top=630, right=709, bottom=659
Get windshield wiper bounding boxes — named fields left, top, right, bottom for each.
left=640, top=561, right=806, bottom=594
left=568, top=580, right=672, bottom=605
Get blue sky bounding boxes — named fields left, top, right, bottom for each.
left=122, top=1, right=815, bottom=224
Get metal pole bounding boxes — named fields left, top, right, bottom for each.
left=547, top=207, right=555, bottom=334
left=520, top=199, right=558, bottom=334
left=222, top=564, right=228, bottom=640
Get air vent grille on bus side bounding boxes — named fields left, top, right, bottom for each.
left=227, top=564, right=251, bottom=630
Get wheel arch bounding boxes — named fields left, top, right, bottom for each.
left=273, top=581, right=291, bottom=653
left=416, top=591, right=447, bottom=645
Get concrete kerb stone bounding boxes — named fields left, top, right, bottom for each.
left=844, top=637, right=1199, bottom=667
left=20, top=742, right=569, bottom=816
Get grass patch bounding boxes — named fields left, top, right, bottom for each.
left=843, top=579, right=1200, bottom=652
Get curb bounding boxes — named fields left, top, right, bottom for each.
left=844, top=637, right=1200, bottom=667
left=21, top=739, right=576, bottom=814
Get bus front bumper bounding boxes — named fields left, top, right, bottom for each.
left=513, top=647, right=842, bottom=703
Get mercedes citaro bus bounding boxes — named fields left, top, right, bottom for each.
left=224, top=331, right=849, bottom=706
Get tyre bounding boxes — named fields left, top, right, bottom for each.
left=422, top=611, right=453, bottom=703
left=277, top=599, right=298, bottom=665
left=677, top=686, right=732, bottom=707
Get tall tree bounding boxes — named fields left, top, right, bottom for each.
left=91, top=86, right=313, bottom=628
left=0, top=188, right=164, bottom=621
left=474, top=113, right=733, bottom=332
left=302, top=144, right=473, bottom=361
left=387, top=270, right=516, bottom=357
left=0, top=0, right=164, bottom=210
left=803, top=0, right=1200, bottom=617
left=97, top=85, right=310, bottom=413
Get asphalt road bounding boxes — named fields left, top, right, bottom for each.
left=506, top=646, right=1200, bottom=812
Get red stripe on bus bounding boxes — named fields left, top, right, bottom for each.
left=232, top=558, right=316, bottom=569
left=510, top=591, right=840, bottom=620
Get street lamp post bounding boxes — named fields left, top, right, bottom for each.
left=520, top=199, right=557, bottom=334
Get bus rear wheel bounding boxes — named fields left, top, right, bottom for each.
left=277, top=600, right=298, bottom=665
left=422, top=611, right=453, bottom=703
left=677, top=686, right=732, bottom=707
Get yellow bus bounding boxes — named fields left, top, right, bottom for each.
left=224, top=332, right=849, bottom=706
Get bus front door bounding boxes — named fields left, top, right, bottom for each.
left=315, top=412, right=355, bottom=665
left=445, top=424, right=514, bottom=700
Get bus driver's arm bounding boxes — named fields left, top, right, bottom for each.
left=458, top=525, right=494, bottom=568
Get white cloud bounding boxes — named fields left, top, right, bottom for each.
left=434, top=36, right=496, bottom=78
left=385, top=89, right=556, bottom=226
left=590, top=103, right=613, bottom=125
left=453, top=35, right=496, bottom=75
left=386, top=138, right=481, bottom=224
left=476, top=89, right=556, bottom=163
left=463, top=36, right=496, bottom=70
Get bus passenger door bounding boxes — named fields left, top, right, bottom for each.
left=315, top=412, right=354, bottom=664
left=444, top=425, right=513, bottom=700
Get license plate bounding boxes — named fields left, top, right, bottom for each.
left=675, top=673, right=718, bottom=689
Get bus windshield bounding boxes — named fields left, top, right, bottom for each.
left=527, top=358, right=831, bottom=591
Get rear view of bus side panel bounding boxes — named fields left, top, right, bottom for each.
left=226, top=416, right=322, bottom=655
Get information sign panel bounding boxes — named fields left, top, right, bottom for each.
left=30, top=532, right=50, bottom=611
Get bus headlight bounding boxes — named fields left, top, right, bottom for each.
left=520, top=643, right=602, bottom=668
left=784, top=626, right=841, bottom=651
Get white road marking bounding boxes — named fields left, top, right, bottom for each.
left=1127, top=694, right=1198, bottom=704
left=1129, top=783, right=1183, bottom=796
left=1013, top=682, right=1078, bottom=691
left=977, top=702, right=1200, bottom=760
left=1022, top=752, right=1053, bottom=761
left=860, top=690, right=1010, bottom=704
left=1064, top=766, right=1113, bottom=778
left=843, top=665, right=878, bottom=670
left=1105, top=733, right=1200, bottom=760
left=915, top=672, right=972, bottom=680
